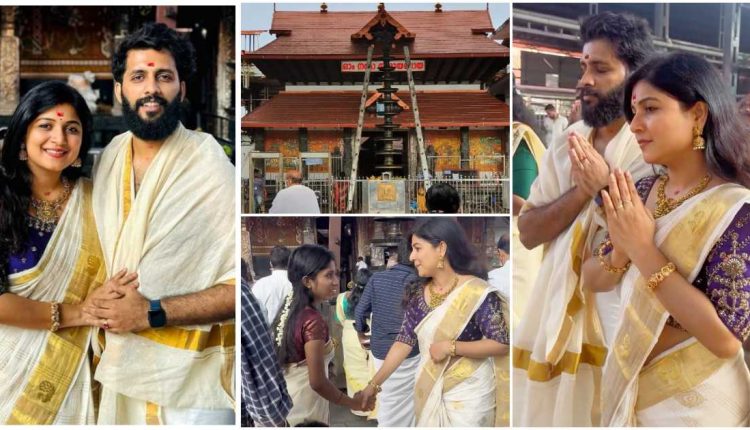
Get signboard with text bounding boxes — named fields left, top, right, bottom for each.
left=341, top=60, right=426, bottom=73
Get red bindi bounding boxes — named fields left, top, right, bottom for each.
left=56, top=111, right=64, bottom=117
left=147, top=62, right=155, bottom=67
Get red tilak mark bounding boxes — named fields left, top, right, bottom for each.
left=147, top=62, right=155, bottom=67
left=56, top=111, right=64, bottom=117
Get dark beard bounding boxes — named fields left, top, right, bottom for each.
left=121, top=93, right=182, bottom=141
left=580, top=83, right=625, bottom=128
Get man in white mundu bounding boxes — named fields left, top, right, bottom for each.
left=512, top=12, right=655, bottom=426
left=87, top=23, right=235, bottom=425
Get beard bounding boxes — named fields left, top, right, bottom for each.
left=580, top=83, right=625, bottom=128
left=121, top=93, right=182, bottom=141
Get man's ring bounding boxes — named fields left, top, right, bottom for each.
left=103, top=319, right=110, bottom=330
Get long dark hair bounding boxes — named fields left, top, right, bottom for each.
left=271, top=244, right=335, bottom=365
left=623, top=52, right=750, bottom=187
left=404, top=218, right=488, bottom=306
left=346, top=268, right=371, bottom=319
left=0, top=81, right=93, bottom=289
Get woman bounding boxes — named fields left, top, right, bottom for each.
left=334, top=268, right=372, bottom=417
left=0, top=82, right=136, bottom=424
left=359, top=218, right=510, bottom=426
left=272, top=244, right=372, bottom=425
left=580, top=53, right=750, bottom=426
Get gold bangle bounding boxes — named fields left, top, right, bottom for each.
left=449, top=340, right=457, bottom=357
left=647, top=262, right=676, bottom=291
left=367, top=379, right=382, bottom=393
left=598, top=252, right=631, bottom=274
left=50, top=302, right=60, bottom=332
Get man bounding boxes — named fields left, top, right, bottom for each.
left=87, top=23, right=235, bottom=424
left=241, top=279, right=292, bottom=427
left=542, top=104, right=569, bottom=147
left=268, top=170, right=320, bottom=214
left=252, top=245, right=292, bottom=324
left=488, top=234, right=510, bottom=300
left=514, top=12, right=654, bottom=426
left=356, top=256, right=368, bottom=271
left=354, top=240, right=420, bottom=427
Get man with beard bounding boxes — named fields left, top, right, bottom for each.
left=513, top=12, right=655, bottom=426
left=86, top=23, right=235, bottom=424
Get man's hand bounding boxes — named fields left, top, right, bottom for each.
left=83, top=282, right=150, bottom=333
left=568, top=132, right=610, bottom=198
left=357, top=332, right=371, bottom=350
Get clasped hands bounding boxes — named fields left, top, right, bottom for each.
left=568, top=132, right=656, bottom=261
left=352, top=389, right=376, bottom=412
left=80, top=269, right=150, bottom=333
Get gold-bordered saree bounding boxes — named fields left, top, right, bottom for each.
left=413, top=277, right=510, bottom=427
left=284, top=340, right=335, bottom=426
left=1, top=180, right=105, bottom=424
left=602, top=183, right=750, bottom=427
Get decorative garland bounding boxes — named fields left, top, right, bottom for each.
left=275, top=292, right=294, bottom=347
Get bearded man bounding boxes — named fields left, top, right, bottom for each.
left=513, top=12, right=656, bottom=426
left=87, top=23, right=235, bottom=425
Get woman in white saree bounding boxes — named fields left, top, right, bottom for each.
left=359, top=218, right=510, bottom=427
left=271, top=244, right=373, bottom=426
left=580, top=53, right=750, bottom=426
left=0, top=82, right=136, bottom=424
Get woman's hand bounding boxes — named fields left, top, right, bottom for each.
left=351, top=390, right=376, bottom=412
left=429, top=340, right=451, bottom=362
left=80, top=269, right=138, bottom=328
left=358, top=385, right=378, bottom=411
left=601, top=169, right=656, bottom=260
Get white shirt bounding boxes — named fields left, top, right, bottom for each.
left=488, top=264, right=510, bottom=299
left=356, top=261, right=368, bottom=270
left=269, top=184, right=321, bottom=214
left=252, top=270, right=293, bottom=324
left=543, top=115, right=569, bottom=147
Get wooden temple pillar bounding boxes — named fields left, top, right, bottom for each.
left=0, top=6, right=20, bottom=116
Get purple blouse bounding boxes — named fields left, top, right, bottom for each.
left=395, top=288, right=509, bottom=346
left=630, top=176, right=750, bottom=341
left=4, top=222, right=53, bottom=291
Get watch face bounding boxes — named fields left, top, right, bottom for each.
left=149, top=310, right=167, bottom=328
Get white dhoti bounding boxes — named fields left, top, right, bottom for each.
left=373, top=354, right=419, bottom=427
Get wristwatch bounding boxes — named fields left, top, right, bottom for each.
left=147, top=299, right=167, bottom=328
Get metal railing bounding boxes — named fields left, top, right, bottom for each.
left=244, top=177, right=509, bottom=214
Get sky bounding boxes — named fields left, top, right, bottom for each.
left=241, top=2, right=509, bottom=49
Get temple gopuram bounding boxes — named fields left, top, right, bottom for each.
left=242, top=3, right=510, bottom=214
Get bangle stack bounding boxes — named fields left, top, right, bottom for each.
left=647, top=262, right=676, bottom=291
left=367, top=379, right=382, bottom=393
left=449, top=340, right=457, bottom=357
left=596, top=238, right=630, bottom=274
left=50, top=302, right=60, bottom=332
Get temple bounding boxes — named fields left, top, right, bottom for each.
left=241, top=3, right=510, bottom=214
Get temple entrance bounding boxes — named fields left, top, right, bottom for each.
left=356, top=131, right=408, bottom=178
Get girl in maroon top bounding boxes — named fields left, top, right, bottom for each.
left=271, top=244, right=372, bottom=425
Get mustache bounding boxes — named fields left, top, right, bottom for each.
left=577, top=87, right=601, bottom=100
left=134, top=95, right=168, bottom=109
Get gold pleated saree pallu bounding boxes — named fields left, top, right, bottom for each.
left=413, top=278, right=507, bottom=427
left=1, top=181, right=105, bottom=424
left=602, top=184, right=750, bottom=427
left=513, top=121, right=651, bottom=427
left=92, top=123, right=236, bottom=418
left=285, top=341, right=336, bottom=426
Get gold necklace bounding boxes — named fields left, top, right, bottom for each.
left=427, top=276, right=459, bottom=309
left=654, top=174, right=711, bottom=219
left=29, top=178, right=73, bottom=228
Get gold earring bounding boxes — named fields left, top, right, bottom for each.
left=437, top=255, right=445, bottom=269
left=72, top=158, right=82, bottom=168
left=19, top=144, right=28, bottom=161
left=692, top=124, right=705, bottom=151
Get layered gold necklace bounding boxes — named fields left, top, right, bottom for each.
left=427, top=276, right=459, bottom=309
left=29, top=178, right=73, bottom=232
left=654, top=174, right=711, bottom=219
